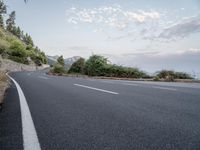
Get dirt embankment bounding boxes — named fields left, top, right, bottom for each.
left=0, top=71, right=9, bottom=108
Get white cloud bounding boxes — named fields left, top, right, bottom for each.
left=137, top=15, right=200, bottom=42
left=158, top=15, right=200, bottom=40
left=66, top=5, right=199, bottom=43
left=124, top=10, right=160, bottom=23
left=66, top=5, right=160, bottom=30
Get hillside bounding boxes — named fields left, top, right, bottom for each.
left=0, top=0, right=47, bottom=66
left=0, top=27, right=47, bottom=66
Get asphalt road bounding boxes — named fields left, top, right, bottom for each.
left=1, top=70, right=200, bottom=150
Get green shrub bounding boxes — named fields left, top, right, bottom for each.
left=0, top=39, right=9, bottom=54
left=174, top=72, right=193, bottom=79
left=52, top=64, right=65, bottom=74
left=7, top=40, right=28, bottom=64
left=26, top=45, right=33, bottom=51
left=84, top=55, right=108, bottom=76
left=68, top=58, right=85, bottom=74
left=157, top=70, right=193, bottom=80
left=82, top=55, right=149, bottom=78
left=153, top=76, right=160, bottom=81
left=8, top=55, right=29, bottom=64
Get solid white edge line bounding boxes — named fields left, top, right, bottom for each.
left=74, top=83, right=119, bottom=95
left=6, top=73, right=41, bottom=150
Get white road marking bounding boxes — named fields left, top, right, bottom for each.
left=38, top=76, right=48, bottom=80
left=121, top=83, right=138, bottom=86
left=152, top=86, right=177, bottom=91
left=74, top=84, right=119, bottom=95
left=101, top=80, right=138, bottom=86
left=101, top=80, right=115, bottom=84
left=7, top=74, right=41, bottom=150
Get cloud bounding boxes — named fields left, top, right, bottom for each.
left=66, top=5, right=160, bottom=30
left=158, top=15, right=200, bottom=40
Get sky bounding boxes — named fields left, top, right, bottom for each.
left=4, top=0, right=200, bottom=77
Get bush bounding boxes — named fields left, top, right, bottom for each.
left=0, top=39, right=9, bottom=54
left=52, top=64, right=65, bottom=74
left=26, top=45, right=33, bottom=51
left=157, top=70, right=193, bottom=80
left=8, top=55, right=29, bottom=64
left=175, top=72, right=193, bottom=79
left=84, top=55, right=108, bottom=76
left=83, top=55, right=148, bottom=78
left=9, top=40, right=26, bottom=57
left=6, top=40, right=29, bottom=64
left=153, top=76, right=160, bottom=81
left=68, top=58, right=85, bottom=74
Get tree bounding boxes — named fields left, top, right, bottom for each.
left=57, top=55, right=65, bottom=66
left=0, top=0, right=7, bottom=28
left=0, top=15, right=3, bottom=28
left=23, top=33, right=34, bottom=46
left=6, top=11, right=16, bottom=32
left=53, top=64, right=65, bottom=74
left=68, top=58, right=85, bottom=73
left=15, top=26, right=21, bottom=38
left=84, top=55, right=108, bottom=76
left=34, top=46, right=40, bottom=53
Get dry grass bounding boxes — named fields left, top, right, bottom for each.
left=0, top=71, right=9, bottom=104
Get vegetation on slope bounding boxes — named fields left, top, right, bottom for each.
left=0, top=0, right=47, bottom=65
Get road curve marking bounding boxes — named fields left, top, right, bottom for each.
left=7, top=74, right=41, bottom=150
left=152, top=86, right=177, bottom=91
left=74, top=83, right=119, bottom=95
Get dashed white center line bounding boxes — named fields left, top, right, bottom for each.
left=152, top=86, right=177, bottom=91
left=121, top=83, right=138, bottom=86
left=74, top=83, right=119, bottom=95
left=101, top=80, right=115, bottom=84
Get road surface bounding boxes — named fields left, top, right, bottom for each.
left=1, top=71, right=200, bottom=150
